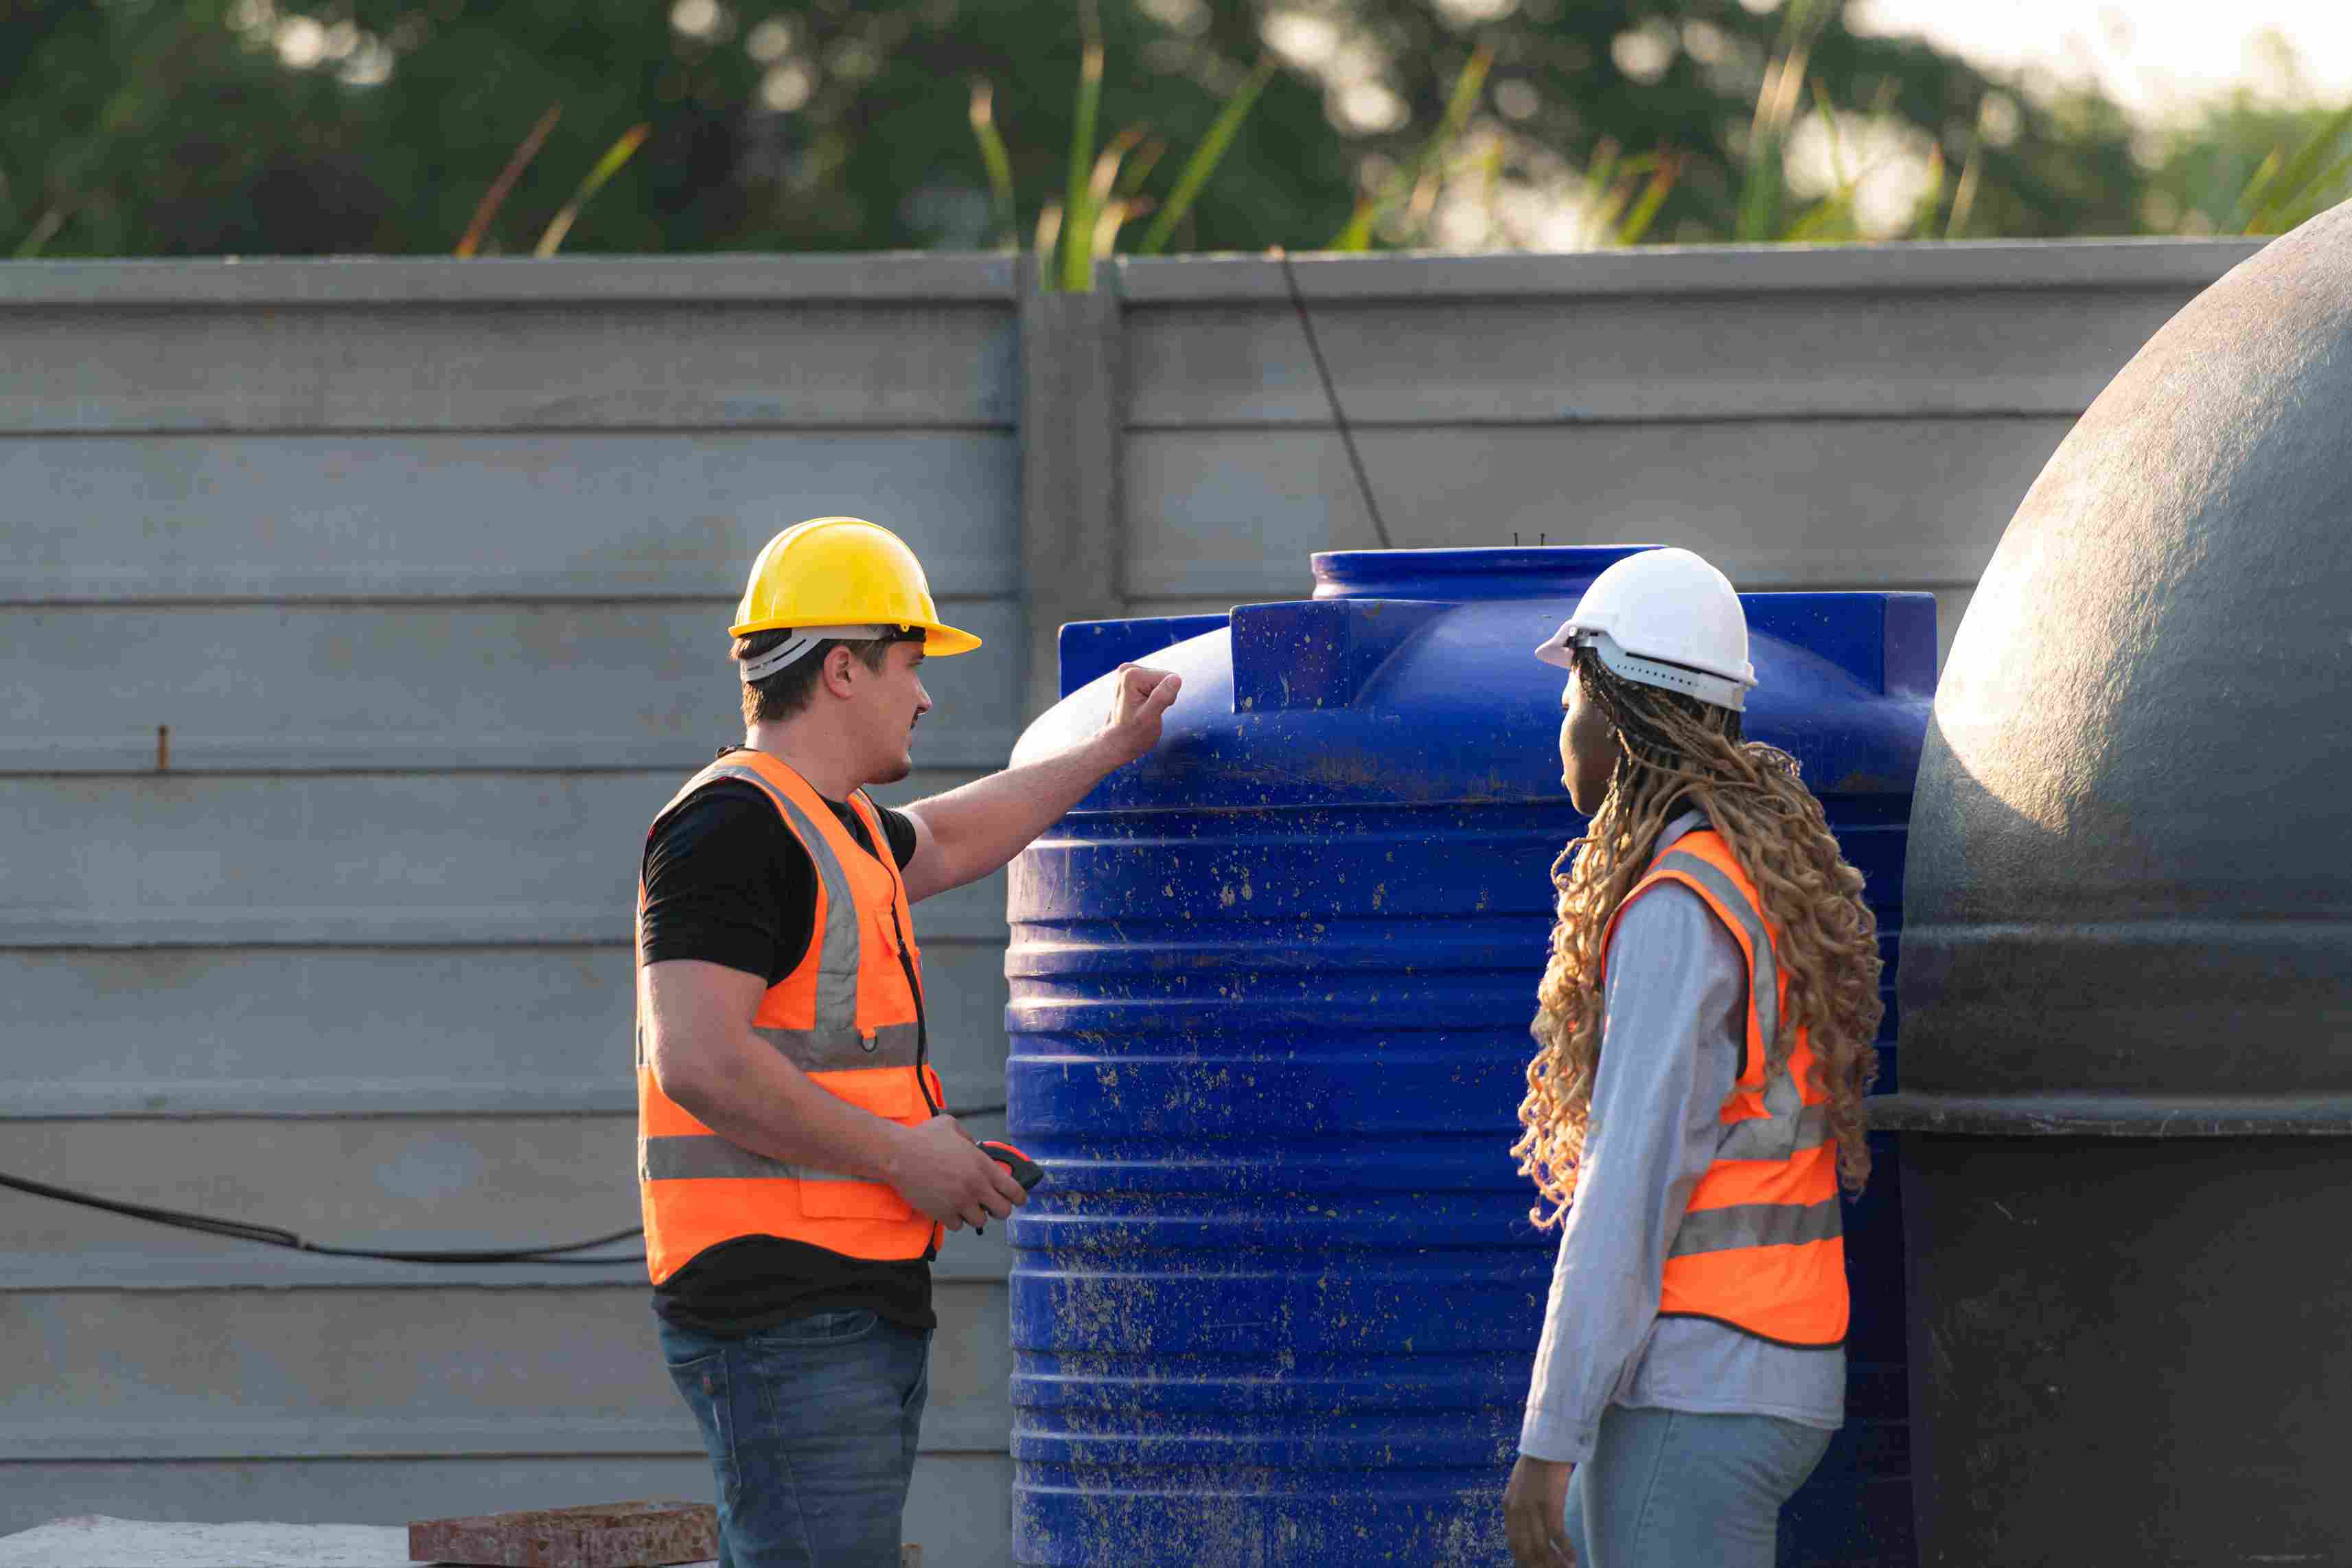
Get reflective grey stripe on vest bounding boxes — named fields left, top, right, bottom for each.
left=1717, top=1100, right=1830, bottom=1163
left=641, top=1133, right=870, bottom=1184
left=1651, top=849, right=1821, bottom=1164
left=695, top=763, right=866, bottom=1049
left=1652, top=851, right=1779, bottom=1063
left=754, top=1019, right=921, bottom=1074
left=1669, top=1197, right=1842, bottom=1258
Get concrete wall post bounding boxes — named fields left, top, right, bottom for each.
left=1018, top=275, right=1125, bottom=720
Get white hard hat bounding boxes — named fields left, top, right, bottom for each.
left=1534, top=546, right=1757, bottom=711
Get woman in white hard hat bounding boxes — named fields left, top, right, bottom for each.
left=1501, top=547, right=1885, bottom=1568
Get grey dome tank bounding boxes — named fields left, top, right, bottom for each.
left=1887, top=202, right=2352, bottom=1565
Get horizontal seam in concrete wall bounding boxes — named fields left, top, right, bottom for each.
left=0, top=1449, right=1016, bottom=1471
left=0, top=419, right=1016, bottom=443
left=0, top=255, right=1021, bottom=307
left=1112, top=240, right=2261, bottom=301
left=0, top=747, right=1022, bottom=780
left=0, top=419, right=1017, bottom=443
left=2, top=1081, right=1013, bottom=1120
left=0, top=1257, right=1015, bottom=1291
left=1122, top=583, right=1975, bottom=603
left=1121, top=406, right=2084, bottom=433
left=0, top=763, right=1014, bottom=784
left=0, top=593, right=1006, bottom=609
left=8, top=1417, right=1009, bottom=1462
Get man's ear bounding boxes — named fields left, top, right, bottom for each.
left=817, top=643, right=860, bottom=700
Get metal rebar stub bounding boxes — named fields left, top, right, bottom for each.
left=405, top=1501, right=717, bottom=1568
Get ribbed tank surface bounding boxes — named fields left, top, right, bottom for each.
left=1006, top=547, right=1933, bottom=1565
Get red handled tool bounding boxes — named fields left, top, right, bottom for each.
left=978, top=1140, right=1046, bottom=1192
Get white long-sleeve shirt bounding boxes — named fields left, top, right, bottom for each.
left=1517, top=814, right=1845, bottom=1464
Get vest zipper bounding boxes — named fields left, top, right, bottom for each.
left=842, top=800, right=943, bottom=1262
left=844, top=825, right=940, bottom=1262
left=885, top=899, right=943, bottom=1263
left=887, top=899, right=937, bottom=1116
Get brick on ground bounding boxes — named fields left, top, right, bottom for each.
left=408, top=1501, right=718, bottom=1568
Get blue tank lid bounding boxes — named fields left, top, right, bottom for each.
left=1308, top=544, right=1654, bottom=601
left=1024, top=546, right=1937, bottom=814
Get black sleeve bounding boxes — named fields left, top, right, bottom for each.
left=639, top=783, right=818, bottom=983
left=874, top=801, right=919, bottom=871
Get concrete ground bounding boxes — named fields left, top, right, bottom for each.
left=0, top=1517, right=722, bottom=1568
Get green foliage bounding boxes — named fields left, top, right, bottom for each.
left=967, top=82, right=1017, bottom=249
left=0, top=0, right=2339, bottom=263
left=1574, top=143, right=1681, bottom=249
left=1058, top=11, right=1105, bottom=289
left=2137, top=91, right=2352, bottom=236
left=537, top=122, right=652, bottom=255
left=2228, top=101, right=2352, bottom=234
left=1330, top=43, right=1490, bottom=251
left=1733, top=0, right=1828, bottom=242
left=1136, top=54, right=1275, bottom=256
left=456, top=103, right=561, bottom=257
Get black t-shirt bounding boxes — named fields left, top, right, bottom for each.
left=638, top=750, right=931, bottom=1337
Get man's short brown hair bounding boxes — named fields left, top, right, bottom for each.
left=734, top=627, right=921, bottom=724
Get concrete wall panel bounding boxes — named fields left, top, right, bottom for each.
left=1122, top=417, right=2069, bottom=601
left=3, top=1116, right=1019, bottom=1275
left=0, top=301, right=1016, bottom=435
left=0, top=771, right=1007, bottom=946
left=0, top=430, right=1017, bottom=604
left=5, top=599, right=1022, bottom=774
left=1122, top=286, right=2202, bottom=428
left=5, top=1280, right=1007, bottom=1451
left=1, top=939, right=1011, bottom=1119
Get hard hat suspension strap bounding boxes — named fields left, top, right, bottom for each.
left=1582, top=631, right=1751, bottom=713
left=738, top=624, right=892, bottom=682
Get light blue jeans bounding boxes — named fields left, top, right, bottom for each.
left=658, top=1308, right=931, bottom=1568
left=1563, top=1405, right=1833, bottom=1568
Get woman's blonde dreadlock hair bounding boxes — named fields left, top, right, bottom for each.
left=1513, top=643, right=1884, bottom=1229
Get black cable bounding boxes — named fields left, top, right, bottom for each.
left=1278, top=247, right=1396, bottom=551
left=0, top=1103, right=1010, bottom=1266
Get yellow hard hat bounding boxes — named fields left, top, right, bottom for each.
left=729, top=517, right=981, bottom=656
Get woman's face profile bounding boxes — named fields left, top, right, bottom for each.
left=1558, top=669, right=1619, bottom=816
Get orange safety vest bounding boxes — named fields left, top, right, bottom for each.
left=636, top=751, right=944, bottom=1284
left=1598, top=828, right=1848, bottom=1349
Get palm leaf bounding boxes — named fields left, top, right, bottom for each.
left=1331, top=43, right=1492, bottom=251
left=1137, top=55, right=1276, bottom=256
left=458, top=103, right=561, bottom=257
left=13, top=205, right=65, bottom=259
left=2241, top=100, right=2352, bottom=233
left=1736, top=0, right=1826, bottom=242
left=535, top=122, right=649, bottom=257
left=1058, top=30, right=1105, bottom=290
left=1615, top=151, right=1679, bottom=245
left=1909, top=140, right=1947, bottom=240
left=1034, top=200, right=1063, bottom=291
left=1946, top=130, right=1983, bottom=238
left=968, top=80, right=1019, bottom=250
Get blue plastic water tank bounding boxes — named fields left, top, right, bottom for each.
left=1004, top=547, right=1932, bottom=1566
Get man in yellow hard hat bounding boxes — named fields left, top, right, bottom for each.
left=633, top=516, right=1179, bottom=1567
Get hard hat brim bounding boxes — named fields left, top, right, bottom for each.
left=728, top=613, right=983, bottom=658
left=919, top=621, right=983, bottom=657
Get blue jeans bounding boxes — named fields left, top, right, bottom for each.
left=1563, top=1406, right=1833, bottom=1568
left=658, top=1309, right=932, bottom=1568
